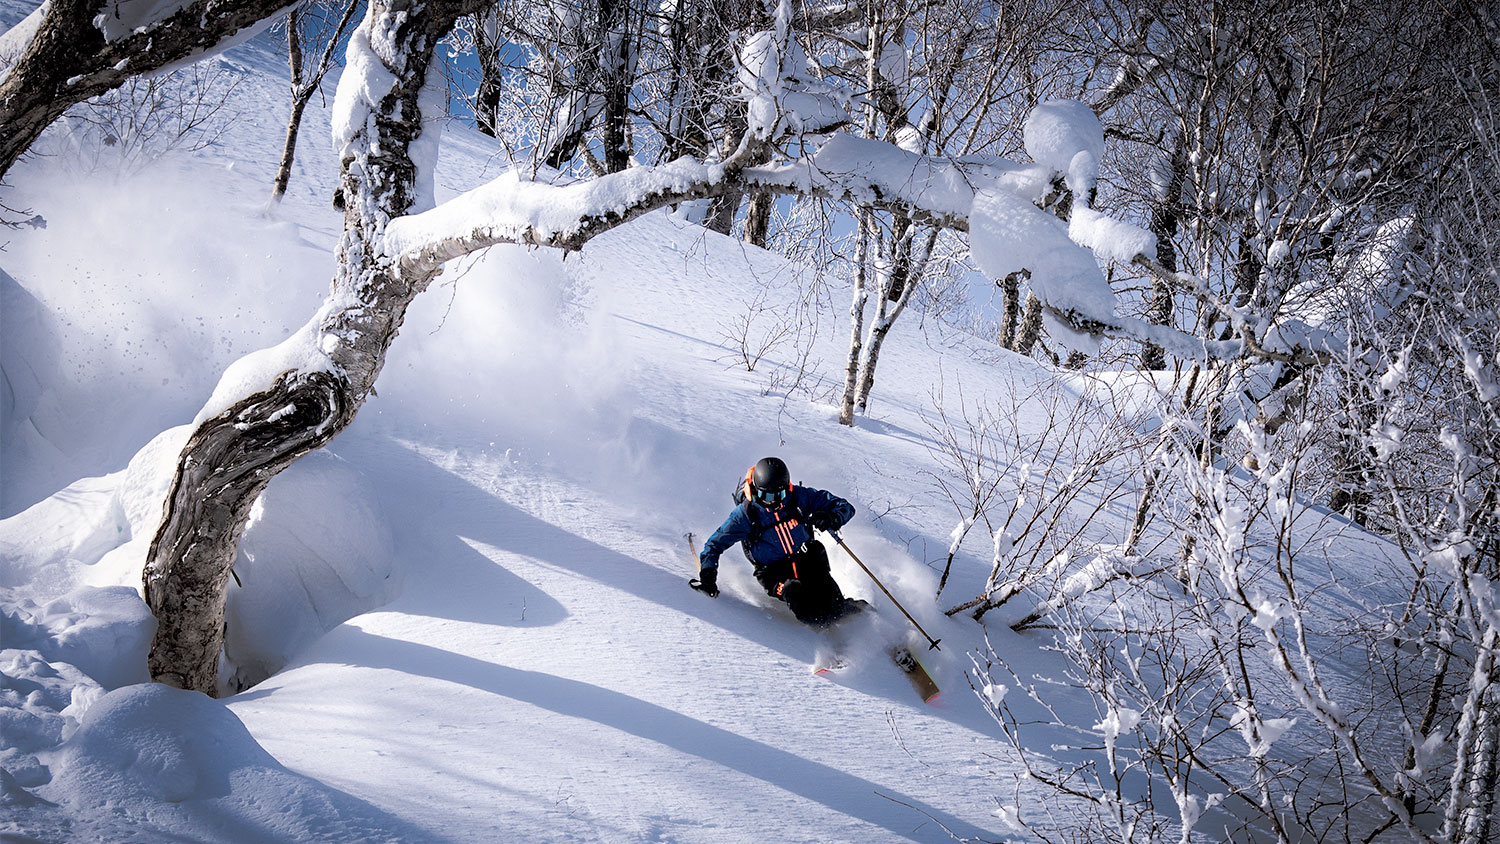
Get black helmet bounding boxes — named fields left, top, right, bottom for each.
left=748, top=456, right=791, bottom=507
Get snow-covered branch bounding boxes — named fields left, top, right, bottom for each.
left=385, top=151, right=752, bottom=275
left=0, top=0, right=301, bottom=179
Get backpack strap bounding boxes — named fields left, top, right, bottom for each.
left=738, top=490, right=808, bottom=565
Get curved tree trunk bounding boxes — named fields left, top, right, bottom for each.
left=145, top=371, right=348, bottom=691
left=144, top=0, right=470, bottom=695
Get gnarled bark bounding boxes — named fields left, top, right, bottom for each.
left=0, top=0, right=296, bottom=181
left=144, top=0, right=472, bottom=695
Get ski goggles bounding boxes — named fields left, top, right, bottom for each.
left=753, top=486, right=788, bottom=506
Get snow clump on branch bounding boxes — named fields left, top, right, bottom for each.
left=737, top=1, right=850, bottom=140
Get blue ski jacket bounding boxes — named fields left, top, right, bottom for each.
left=699, top=485, right=854, bottom=572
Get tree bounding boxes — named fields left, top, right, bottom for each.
left=0, top=0, right=296, bottom=181
left=269, top=0, right=362, bottom=205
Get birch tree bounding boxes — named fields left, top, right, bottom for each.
left=269, top=0, right=362, bottom=204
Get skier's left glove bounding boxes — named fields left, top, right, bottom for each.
left=690, top=567, right=719, bottom=598
left=809, top=512, right=838, bottom=533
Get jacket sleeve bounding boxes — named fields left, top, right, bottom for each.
left=796, top=486, right=855, bottom=531
left=699, top=507, right=751, bottom=571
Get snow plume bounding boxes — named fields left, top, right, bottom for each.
left=0, top=165, right=329, bottom=515
left=375, top=241, right=635, bottom=474
left=191, top=306, right=340, bottom=427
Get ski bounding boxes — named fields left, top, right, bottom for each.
left=808, top=598, right=870, bottom=675
left=892, top=645, right=940, bottom=703
left=812, top=654, right=851, bottom=675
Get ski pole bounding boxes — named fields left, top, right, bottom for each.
left=828, top=529, right=941, bottom=650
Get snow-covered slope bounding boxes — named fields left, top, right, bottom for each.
left=0, top=6, right=1417, bottom=843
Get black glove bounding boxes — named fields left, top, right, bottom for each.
left=809, top=512, right=838, bottom=532
left=690, top=567, right=719, bottom=598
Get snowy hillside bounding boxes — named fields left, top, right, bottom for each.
left=0, top=4, right=1446, bottom=844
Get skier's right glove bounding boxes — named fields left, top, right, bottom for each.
left=690, top=567, right=719, bottom=598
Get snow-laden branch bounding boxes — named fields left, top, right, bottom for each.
left=0, top=0, right=299, bottom=179
left=385, top=154, right=747, bottom=275
left=384, top=98, right=1345, bottom=369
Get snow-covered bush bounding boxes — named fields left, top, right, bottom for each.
left=933, top=373, right=1157, bottom=623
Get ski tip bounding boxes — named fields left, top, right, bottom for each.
left=813, top=658, right=851, bottom=675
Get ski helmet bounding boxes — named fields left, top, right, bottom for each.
left=748, top=456, right=791, bottom=507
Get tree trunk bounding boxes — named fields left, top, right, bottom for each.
left=1140, top=137, right=1184, bottom=370
left=883, top=214, right=912, bottom=301
left=270, top=8, right=307, bottom=204
left=998, top=270, right=1026, bottom=349
left=1013, top=293, right=1044, bottom=356
left=145, top=371, right=348, bottom=691
left=269, top=0, right=360, bottom=203
left=743, top=189, right=772, bottom=247
left=144, top=0, right=469, bottom=695
left=704, top=106, right=748, bottom=234
left=270, top=93, right=311, bottom=203
left=474, top=70, right=501, bottom=138
left=855, top=228, right=935, bottom=413
left=1445, top=626, right=1500, bottom=844
left=838, top=210, right=872, bottom=426
left=599, top=0, right=632, bottom=173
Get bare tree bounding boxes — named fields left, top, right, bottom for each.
left=269, top=0, right=362, bottom=204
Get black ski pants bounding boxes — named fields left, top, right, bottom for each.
left=754, top=539, right=845, bottom=623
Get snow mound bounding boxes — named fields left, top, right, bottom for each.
left=0, top=649, right=104, bottom=789
left=42, top=684, right=417, bottom=843
left=226, top=450, right=397, bottom=691
left=1, top=586, right=154, bottom=690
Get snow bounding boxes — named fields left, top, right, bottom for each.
left=331, top=14, right=396, bottom=168
left=1022, top=99, right=1104, bottom=196
left=736, top=0, right=850, bottom=139
left=44, top=683, right=420, bottom=842
left=91, top=0, right=194, bottom=41
left=1069, top=205, right=1156, bottom=264
left=192, top=315, right=339, bottom=427
left=0, top=9, right=1440, bottom=844
left=0, top=0, right=43, bottom=85
left=968, top=186, right=1116, bottom=344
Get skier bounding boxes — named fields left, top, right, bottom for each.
left=691, top=457, right=857, bottom=624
